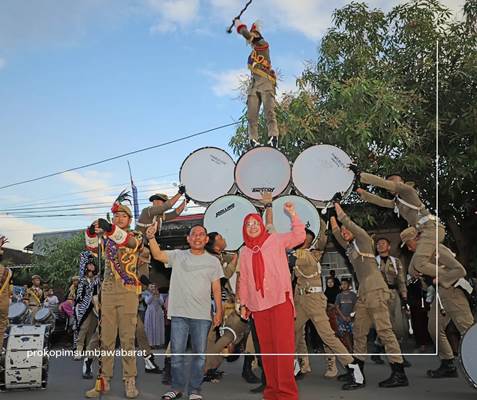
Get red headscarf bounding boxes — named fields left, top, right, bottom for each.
left=242, top=213, right=270, bottom=298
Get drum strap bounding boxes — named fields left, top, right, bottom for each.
left=352, top=241, right=375, bottom=260
left=29, top=288, right=41, bottom=305
left=136, top=216, right=163, bottom=233
left=0, top=267, right=11, bottom=295
left=394, top=196, right=426, bottom=218
left=375, top=256, right=398, bottom=275
left=219, top=325, right=238, bottom=343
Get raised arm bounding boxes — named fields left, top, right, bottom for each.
left=357, top=188, right=394, bottom=209
left=330, top=216, right=348, bottom=249
left=146, top=223, right=169, bottom=264
left=164, top=199, right=187, bottom=222
left=360, top=172, right=421, bottom=205
left=222, top=253, right=239, bottom=280
left=276, top=202, right=306, bottom=249
left=335, top=203, right=370, bottom=241
left=315, top=216, right=328, bottom=252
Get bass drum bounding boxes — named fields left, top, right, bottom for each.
left=292, top=144, right=355, bottom=206
left=179, top=147, right=236, bottom=205
left=460, top=323, right=477, bottom=389
left=8, top=302, right=32, bottom=325
left=0, top=324, right=49, bottom=390
left=235, top=147, right=291, bottom=203
left=264, top=195, right=321, bottom=238
left=203, top=195, right=257, bottom=252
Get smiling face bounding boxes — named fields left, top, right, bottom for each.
left=376, top=239, right=391, bottom=256
left=187, top=226, right=209, bottom=251
left=245, top=216, right=262, bottom=238
left=113, top=211, right=131, bottom=230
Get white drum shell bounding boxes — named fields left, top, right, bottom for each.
left=180, top=147, right=236, bottom=204
left=292, top=144, right=355, bottom=203
left=203, top=195, right=257, bottom=251
left=264, top=195, right=321, bottom=238
left=235, top=147, right=291, bottom=201
left=460, top=322, right=477, bottom=389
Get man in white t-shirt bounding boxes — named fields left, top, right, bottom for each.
left=148, top=223, right=223, bottom=400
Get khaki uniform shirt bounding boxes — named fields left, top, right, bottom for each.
left=332, top=212, right=388, bottom=296
left=376, top=256, right=407, bottom=299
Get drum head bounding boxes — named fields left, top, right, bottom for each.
left=264, top=195, right=321, bottom=238
left=460, top=323, right=477, bottom=388
left=235, top=147, right=291, bottom=201
left=180, top=147, right=236, bottom=204
left=292, top=144, right=355, bottom=202
left=203, top=195, right=257, bottom=251
left=8, top=302, right=27, bottom=319
left=34, top=308, right=50, bottom=322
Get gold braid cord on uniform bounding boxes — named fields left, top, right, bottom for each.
left=0, top=268, right=11, bottom=295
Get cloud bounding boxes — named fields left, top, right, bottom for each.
left=148, top=0, right=200, bottom=33
left=203, top=67, right=249, bottom=97
left=0, top=215, right=51, bottom=250
left=61, top=170, right=116, bottom=206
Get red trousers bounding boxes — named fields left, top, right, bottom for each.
left=253, top=297, right=298, bottom=400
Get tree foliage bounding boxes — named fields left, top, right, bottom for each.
left=30, top=233, right=85, bottom=291
left=229, top=0, right=477, bottom=270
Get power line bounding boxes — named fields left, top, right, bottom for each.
left=0, top=121, right=239, bottom=191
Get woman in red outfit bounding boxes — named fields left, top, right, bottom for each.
left=238, top=201, right=305, bottom=400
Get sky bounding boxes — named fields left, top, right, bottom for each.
left=0, top=0, right=466, bottom=249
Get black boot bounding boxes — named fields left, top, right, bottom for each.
left=250, top=370, right=266, bottom=393
left=427, top=359, right=458, bottom=378
left=144, top=353, right=162, bottom=374
left=242, top=355, right=260, bottom=384
left=161, top=357, right=171, bottom=385
left=379, top=363, right=409, bottom=388
left=403, top=357, right=412, bottom=368
left=82, top=358, right=93, bottom=379
left=342, top=359, right=366, bottom=390
left=371, top=354, right=385, bottom=365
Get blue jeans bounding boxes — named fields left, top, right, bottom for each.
left=171, top=317, right=211, bottom=395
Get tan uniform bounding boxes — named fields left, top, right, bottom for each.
left=0, top=264, right=12, bottom=344
left=360, top=172, right=445, bottom=278
left=294, top=222, right=355, bottom=367
left=409, top=244, right=474, bottom=360
left=333, top=211, right=403, bottom=364
left=376, top=256, right=408, bottom=339
left=237, top=24, right=278, bottom=140
left=85, top=225, right=142, bottom=379
left=25, top=286, right=43, bottom=317
left=136, top=201, right=178, bottom=278
left=205, top=252, right=249, bottom=370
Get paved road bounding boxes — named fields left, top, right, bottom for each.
left=3, top=352, right=476, bottom=399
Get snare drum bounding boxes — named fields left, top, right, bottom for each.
left=8, top=302, right=32, bottom=325
left=179, top=147, right=236, bottom=204
left=1, top=324, right=49, bottom=390
left=264, top=195, right=321, bottom=238
left=235, top=147, right=291, bottom=202
left=203, top=195, right=257, bottom=251
left=292, top=144, right=355, bottom=205
left=460, top=323, right=477, bottom=389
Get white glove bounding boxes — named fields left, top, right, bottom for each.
left=234, top=19, right=244, bottom=29
left=454, top=278, right=473, bottom=295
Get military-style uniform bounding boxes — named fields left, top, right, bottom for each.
left=24, top=278, right=43, bottom=317
left=236, top=21, right=279, bottom=141
left=294, top=221, right=356, bottom=372
left=0, top=253, right=12, bottom=346
left=205, top=252, right=249, bottom=372
left=405, top=238, right=474, bottom=362
left=85, top=222, right=142, bottom=385
left=359, top=172, right=445, bottom=280
left=136, top=194, right=182, bottom=278
left=375, top=255, right=408, bottom=339
left=333, top=210, right=406, bottom=389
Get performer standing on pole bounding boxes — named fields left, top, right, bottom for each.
left=235, top=19, right=280, bottom=148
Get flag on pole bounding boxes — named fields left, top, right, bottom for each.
left=127, top=161, right=140, bottom=221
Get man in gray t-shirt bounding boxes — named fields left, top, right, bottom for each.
left=147, top=223, right=223, bottom=400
